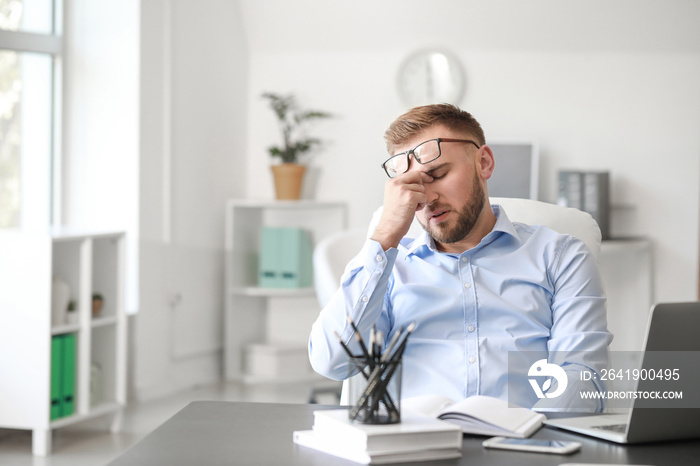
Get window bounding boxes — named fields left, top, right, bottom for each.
left=0, top=0, right=61, bottom=229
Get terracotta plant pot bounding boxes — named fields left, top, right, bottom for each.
left=271, top=163, right=306, bottom=200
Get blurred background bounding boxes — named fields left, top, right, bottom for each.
left=1, top=0, right=698, bottom=412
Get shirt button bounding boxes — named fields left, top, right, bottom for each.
left=469, top=357, right=476, bottom=363
left=461, top=257, right=467, bottom=263
left=376, top=255, right=383, bottom=262
left=361, top=296, right=368, bottom=303
left=468, top=325, right=475, bottom=332
left=464, top=282, right=471, bottom=289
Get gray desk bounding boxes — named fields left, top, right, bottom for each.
left=110, top=401, right=700, bottom=465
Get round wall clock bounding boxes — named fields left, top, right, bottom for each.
left=397, top=50, right=465, bottom=108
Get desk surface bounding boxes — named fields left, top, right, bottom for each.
left=109, top=401, right=700, bottom=466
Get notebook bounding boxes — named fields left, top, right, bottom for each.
left=544, top=302, right=700, bottom=443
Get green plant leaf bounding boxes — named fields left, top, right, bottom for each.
left=262, top=92, right=333, bottom=164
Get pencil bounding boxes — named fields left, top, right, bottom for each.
left=333, top=331, right=354, bottom=359
left=381, top=326, right=404, bottom=363
left=349, top=322, right=416, bottom=422
left=346, top=315, right=371, bottom=361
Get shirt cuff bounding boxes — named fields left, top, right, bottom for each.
left=348, top=238, right=398, bottom=276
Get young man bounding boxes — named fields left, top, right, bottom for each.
left=309, top=104, right=612, bottom=411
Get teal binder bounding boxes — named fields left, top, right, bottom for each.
left=259, top=227, right=282, bottom=287
left=258, top=227, right=313, bottom=288
left=278, top=228, right=313, bottom=288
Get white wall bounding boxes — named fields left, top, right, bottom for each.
left=241, top=0, right=700, bottom=303
left=136, top=0, right=248, bottom=400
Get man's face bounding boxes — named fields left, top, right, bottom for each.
left=400, top=125, right=489, bottom=245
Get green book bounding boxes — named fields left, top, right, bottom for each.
left=50, top=336, right=63, bottom=420
left=61, top=333, right=76, bottom=417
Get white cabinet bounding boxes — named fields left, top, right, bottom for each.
left=224, top=200, right=347, bottom=383
left=600, top=237, right=654, bottom=352
left=0, top=229, right=127, bottom=456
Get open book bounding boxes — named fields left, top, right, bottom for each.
left=402, top=394, right=545, bottom=438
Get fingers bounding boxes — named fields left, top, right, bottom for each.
left=390, top=171, right=433, bottom=194
left=371, top=171, right=434, bottom=250
left=414, top=172, right=435, bottom=211
left=389, top=171, right=434, bottom=209
left=386, top=172, right=428, bottom=209
left=419, top=171, right=434, bottom=184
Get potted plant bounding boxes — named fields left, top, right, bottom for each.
left=262, top=92, right=332, bottom=199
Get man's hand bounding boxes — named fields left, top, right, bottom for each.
left=371, top=171, right=433, bottom=250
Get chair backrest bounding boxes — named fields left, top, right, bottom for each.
left=313, top=228, right=368, bottom=308
left=313, top=197, right=602, bottom=404
left=490, top=197, right=601, bottom=260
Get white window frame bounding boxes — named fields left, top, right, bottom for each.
left=0, top=0, right=63, bottom=229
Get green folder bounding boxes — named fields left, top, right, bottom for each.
left=50, top=333, right=77, bottom=420
left=50, top=336, right=63, bottom=420
left=61, top=333, right=76, bottom=417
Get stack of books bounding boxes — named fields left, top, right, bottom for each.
left=293, top=408, right=463, bottom=464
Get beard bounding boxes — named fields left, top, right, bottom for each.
left=419, top=171, right=486, bottom=244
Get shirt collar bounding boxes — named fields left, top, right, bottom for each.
left=402, top=203, right=522, bottom=257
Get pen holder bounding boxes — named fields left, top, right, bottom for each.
left=347, top=356, right=402, bottom=424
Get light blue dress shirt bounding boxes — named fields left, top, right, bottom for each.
left=309, top=204, right=613, bottom=412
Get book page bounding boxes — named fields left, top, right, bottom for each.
left=441, top=396, right=540, bottom=432
left=401, top=394, right=456, bottom=419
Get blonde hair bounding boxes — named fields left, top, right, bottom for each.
left=384, top=104, right=485, bottom=154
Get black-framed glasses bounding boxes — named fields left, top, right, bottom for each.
left=381, top=138, right=481, bottom=178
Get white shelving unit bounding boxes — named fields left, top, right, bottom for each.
left=0, top=229, right=127, bottom=456
left=224, top=200, right=347, bottom=383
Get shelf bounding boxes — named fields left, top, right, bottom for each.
left=0, top=229, right=127, bottom=456
left=51, top=323, right=81, bottom=336
left=50, top=228, right=125, bottom=242
left=49, top=401, right=122, bottom=429
left=241, top=372, right=326, bottom=385
left=227, top=199, right=346, bottom=210
left=601, top=237, right=651, bottom=253
left=91, top=315, right=118, bottom=328
left=229, top=286, right=316, bottom=298
left=610, top=203, right=637, bottom=210
left=225, top=200, right=347, bottom=383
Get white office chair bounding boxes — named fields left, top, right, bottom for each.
left=312, top=197, right=602, bottom=404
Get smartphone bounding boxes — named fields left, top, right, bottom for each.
left=482, top=436, right=582, bottom=455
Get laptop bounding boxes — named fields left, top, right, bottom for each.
left=543, top=301, right=700, bottom=443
